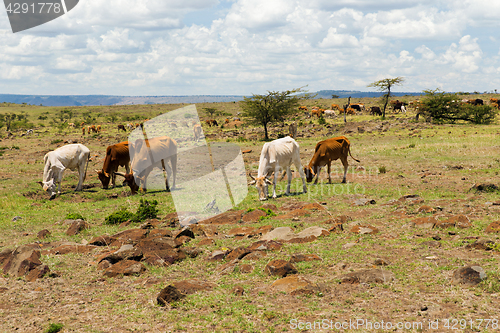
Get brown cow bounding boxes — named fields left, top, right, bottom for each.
left=331, top=104, right=342, bottom=111
left=117, top=124, right=126, bottom=132
left=88, top=125, right=97, bottom=134
left=96, top=125, right=101, bottom=133
left=304, top=136, right=360, bottom=184
left=95, top=141, right=130, bottom=189
left=298, top=106, right=308, bottom=111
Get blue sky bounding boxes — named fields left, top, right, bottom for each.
left=0, top=0, right=499, bottom=96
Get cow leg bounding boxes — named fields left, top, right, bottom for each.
left=57, top=171, right=63, bottom=195
left=272, top=166, right=279, bottom=198
left=285, top=166, right=291, bottom=196
left=327, top=162, right=332, bottom=184
left=76, top=162, right=86, bottom=191
left=314, top=166, right=321, bottom=185
left=341, top=157, right=348, bottom=183
left=170, top=156, right=177, bottom=189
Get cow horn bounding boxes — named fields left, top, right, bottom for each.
left=248, top=172, right=256, bottom=185
left=103, top=171, right=110, bottom=177
left=265, top=178, right=273, bottom=185
left=248, top=172, right=256, bottom=181
left=114, top=172, right=126, bottom=177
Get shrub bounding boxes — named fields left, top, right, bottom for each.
left=318, top=116, right=326, bottom=125
left=131, top=199, right=159, bottom=222
left=66, top=213, right=84, bottom=220
left=379, top=166, right=387, bottom=174
left=105, top=208, right=134, bottom=225
left=45, top=323, right=64, bottom=333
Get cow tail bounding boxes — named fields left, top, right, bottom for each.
left=348, top=145, right=360, bottom=163
left=84, top=152, right=90, bottom=181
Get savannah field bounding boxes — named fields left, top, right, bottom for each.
left=1, top=94, right=500, bottom=332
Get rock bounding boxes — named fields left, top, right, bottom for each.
left=272, top=275, right=327, bottom=296
left=232, top=285, right=245, bottom=296
left=135, top=238, right=176, bottom=253
left=207, top=249, right=230, bottom=261
left=471, top=183, right=498, bottom=192
left=418, top=205, right=436, bottom=213
left=2, top=245, right=43, bottom=278
left=225, top=247, right=252, bottom=261
left=110, top=229, right=149, bottom=247
left=341, top=269, right=395, bottom=284
left=465, top=239, right=494, bottom=251
left=172, top=226, right=195, bottom=239
left=242, top=209, right=267, bottom=223
left=189, top=224, right=218, bottom=238
left=43, top=244, right=98, bottom=255
left=157, top=285, right=185, bottom=306
left=399, top=194, right=424, bottom=205
left=179, top=216, right=198, bottom=227
left=103, top=260, right=146, bottom=278
left=247, top=240, right=282, bottom=252
left=198, top=239, right=215, bottom=246
left=342, top=243, right=357, bottom=250
left=172, top=279, right=216, bottom=294
left=485, top=221, right=500, bottom=233
left=451, top=266, right=487, bottom=286
left=66, top=219, right=90, bottom=236
left=239, top=264, right=254, bottom=273
left=289, top=254, right=322, bottom=263
left=37, top=229, right=51, bottom=239
left=411, top=217, right=437, bottom=229
left=148, top=229, right=173, bottom=239
left=261, top=226, right=329, bottom=243
left=142, top=249, right=186, bottom=267
left=89, top=234, right=116, bottom=246
left=182, top=247, right=203, bottom=258
left=264, top=259, right=298, bottom=277
left=373, top=258, right=390, bottom=266
left=350, top=225, right=379, bottom=235
left=353, top=198, right=376, bottom=206
left=175, top=235, right=192, bottom=247
left=241, top=251, right=267, bottom=261
left=277, top=209, right=308, bottom=220
left=199, top=210, right=244, bottom=225
left=260, top=227, right=294, bottom=241
left=26, top=264, right=50, bottom=282
left=99, top=244, right=143, bottom=264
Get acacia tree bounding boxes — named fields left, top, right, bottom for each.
left=367, top=77, right=405, bottom=117
left=241, top=87, right=314, bottom=140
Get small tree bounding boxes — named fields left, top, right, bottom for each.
left=419, top=89, right=497, bottom=124
left=203, top=107, right=218, bottom=118
left=367, top=77, right=405, bottom=117
left=241, top=87, right=314, bottom=140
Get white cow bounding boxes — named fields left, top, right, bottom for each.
left=42, top=144, right=90, bottom=199
left=323, top=110, right=337, bottom=118
left=248, top=136, right=307, bottom=201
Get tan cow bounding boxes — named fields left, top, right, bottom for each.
left=116, top=136, right=177, bottom=194
left=304, top=136, right=360, bottom=184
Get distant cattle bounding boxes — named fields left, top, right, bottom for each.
left=116, top=136, right=177, bottom=195
left=42, top=144, right=90, bottom=199
left=331, top=104, right=342, bottom=111
left=350, top=104, right=365, bottom=112
left=205, top=119, right=218, bottom=127
left=298, top=106, right=308, bottom=111
left=96, top=125, right=102, bottom=133
left=370, top=106, right=382, bottom=116
left=324, top=110, right=337, bottom=118
left=68, top=123, right=75, bottom=128
left=117, top=124, right=126, bottom=132
left=26, top=129, right=33, bottom=135
left=304, top=136, right=360, bottom=184
left=96, top=141, right=130, bottom=189
left=127, top=123, right=134, bottom=131
left=248, top=136, right=307, bottom=201
left=87, top=125, right=97, bottom=134
left=391, top=100, right=407, bottom=112
left=464, top=98, right=483, bottom=106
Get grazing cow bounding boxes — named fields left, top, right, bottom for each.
left=324, top=110, right=337, bottom=118
left=205, top=119, right=218, bottom=127
left=26, top=129, right=33, bottom=135
left=96, top=125, right=102, bottom=133
left=465, top=98, right=484, bottom=106
left=370, top=106, right=382, bottom=116
left=87, top=125, right=97, bottom=134
left=288, top=122, right=297, bottom=139
left=391, top=100, right=407, bottom=112
left=82, top=127, right=86, bottom=135
left=193, top=123, right=202, bottom=142
left=298, top=106, right=308, bottom=111
left=127, top=123, right=134, bottom=131
left=117, top=124, right=126, bottom=132
left=42, top=144, right=90, bottom=199
left=95, top=141, right=130, bottom=189
left=311, top=109, right=324, bottom=117
left=248, top=136, right=307, bottom=201
left=68, top=123, right=75, bottom=128
left=304, top=136, right=360, bottom=184
left=225, top=118, right=230, bottom=124
left=331, top=104, right=342, bottom=111
left=115, top=136, right=177, bottom=195
left=80, top=122, right=85, bottom=128
left=350, top=104, right=365, bottom=112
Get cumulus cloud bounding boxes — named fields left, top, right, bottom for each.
left=0, top=0, right=499, bottom=95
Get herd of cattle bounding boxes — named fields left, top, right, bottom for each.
left=41, top=123, right=360, bottom=201
left=39, top=96, right=500, bottom=200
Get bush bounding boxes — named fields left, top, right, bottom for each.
left=105, top=208, right=135, bottom=225
left=131, top=199, right=159, bottom=222
left=66, top=213, right=84, bottom=220
left=45, top=323, right=64, bottom=333
left=318, top=116, right=326, bottom=125
left=420, top=89, right=498, bottom=124
left=379, top=166, right=387, bottom=174
left=104, top=199, right=159, bottom=224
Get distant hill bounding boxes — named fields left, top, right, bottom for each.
left=0, top=91, right=424, bottom=107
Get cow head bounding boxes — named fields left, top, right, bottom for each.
left=248, top=172, right=272, bottom=201
left=114, top=172, right=140, bottom=194
left=303, top=166, right=316, bottom=183
left=42, top=179, right=57, bottom=199
left=96, top=169, right=111, bottom=189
